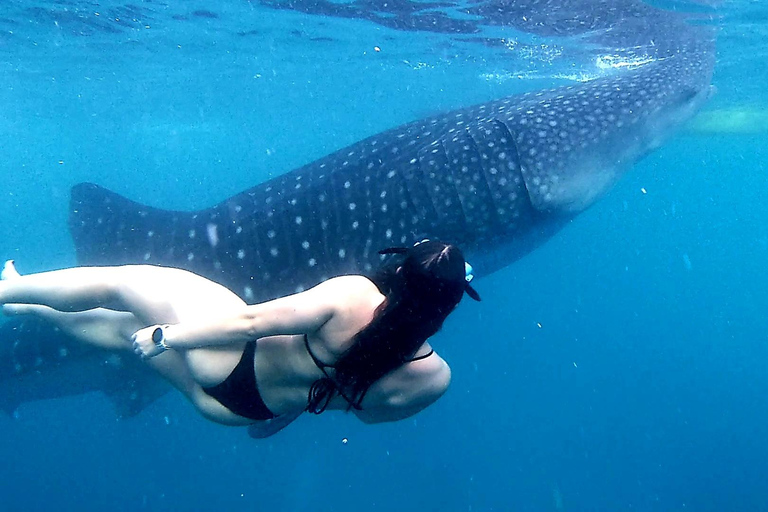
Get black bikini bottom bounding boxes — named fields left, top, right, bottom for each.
left=201, top=341, right=276, bottom=421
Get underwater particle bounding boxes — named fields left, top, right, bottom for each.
left=640, top=187, right=647, bottom=194
left=553, top=484, right=564, bottom=510
left=58, top=160, right=64, bottom=165
left=341, top=438, right=348, bottom=444
left=537, top=322, right=542, bottom=328
left=374, top=46, right=381, bottom=52
left=682, top=253, right=692, bottom=271
left=164, top=416, right=170, bottom=425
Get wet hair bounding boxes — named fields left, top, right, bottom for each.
left=318, top=240, right=478, bottom=411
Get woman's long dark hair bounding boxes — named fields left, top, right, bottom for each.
left=317, top=240, right=476, bottom=411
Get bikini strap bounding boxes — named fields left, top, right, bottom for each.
left=408, top=349, right=434, bottom=362
left=304, top=333, right=335, bottom=371
left=304, top=335, right=362, bottom=413
left=304, top=336, right=434, bottom=413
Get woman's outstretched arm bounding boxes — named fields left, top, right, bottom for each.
left=133, top=277, right=352, bottom=356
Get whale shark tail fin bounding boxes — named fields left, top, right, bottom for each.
left=69, top=182, right=213, bottom=270
left=70, top=182, right=175, bottom=266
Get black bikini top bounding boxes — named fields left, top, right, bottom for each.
left=303, top=334, right=434, bottom=414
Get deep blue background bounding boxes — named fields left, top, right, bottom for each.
left=1, top=1, right=767, bottom=511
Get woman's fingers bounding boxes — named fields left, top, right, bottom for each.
left=131, top=327, right=161, bottom=359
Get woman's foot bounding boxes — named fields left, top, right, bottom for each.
left=1, top=260, right=19, bottom=280
left=1, top=260, right=26, bottom=315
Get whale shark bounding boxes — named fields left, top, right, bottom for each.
left=0, top=32, right=715, bottom=417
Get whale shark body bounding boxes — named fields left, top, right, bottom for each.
left=71, top=42, right=714, bottom=299
left=0, top=32, right=715, bottom=417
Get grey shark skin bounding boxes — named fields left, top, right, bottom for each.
left=0, top=319, right=168, bottom=416
left=0, top=40, right=714, bottom=417
left=71, top=42, right=714, bottom=297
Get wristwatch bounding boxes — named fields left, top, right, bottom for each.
left=151, top=325, right=171, bottom=353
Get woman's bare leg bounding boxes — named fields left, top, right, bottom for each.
left=0, top=261, right=252, bottom=425
left=2, top=260, right=143, bottom=350
left=0, top=262, right=251, bottom=386
left=1, top=261, right=195, bottom=384
left=0, top=261, right=245, bottom=326
left=0, top=262, right=178, bottom=322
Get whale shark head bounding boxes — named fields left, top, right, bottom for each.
left=493, top=47, right=715, bottom=216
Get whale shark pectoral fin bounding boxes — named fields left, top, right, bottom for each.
left=247, top=410, right=302, bottom=439
left=100, top=356, right=171, bottom=419
left=102, top=379, right=168, bottom=419
left=0, top=318, right=168, bottom=419
left=0, top=394, right=20, bottom=416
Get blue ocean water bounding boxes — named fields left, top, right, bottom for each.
left=1, top=1, right=767, bottom=511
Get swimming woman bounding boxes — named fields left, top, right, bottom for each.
left=0, top=240, right=479, bottom=434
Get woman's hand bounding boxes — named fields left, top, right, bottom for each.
left=131, top=325, right=169, bottom=359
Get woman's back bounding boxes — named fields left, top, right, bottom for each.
left=253, top=275, right=451, bottom=421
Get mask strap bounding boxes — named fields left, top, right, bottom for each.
left=378, top=247, right=408, bottom=255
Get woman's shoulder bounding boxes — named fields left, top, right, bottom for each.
left=315, top=275, right=381, bottom=301
left=324, top=274, right=378, bottom=289
left=306, top=275, right=384, bottom=343
left=352, top=352, right=451, bottom=423
left=400, top=350, right=452, bottom=396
